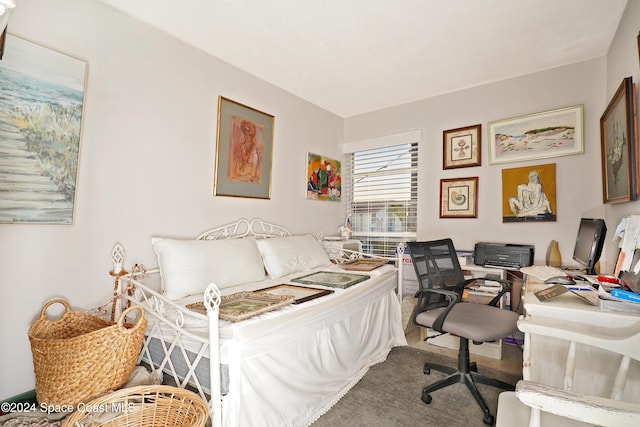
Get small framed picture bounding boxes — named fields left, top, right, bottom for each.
left=443, top=124, right=481, bottom=169
left=439, top=177, right=478, bottom=218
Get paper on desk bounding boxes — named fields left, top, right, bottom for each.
left=617, top=215, right=640, bottom=273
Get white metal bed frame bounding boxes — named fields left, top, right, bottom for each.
left=114, top=217, right=404, bottom=426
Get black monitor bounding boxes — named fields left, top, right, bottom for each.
left=572, top=218, right=607, bottom=275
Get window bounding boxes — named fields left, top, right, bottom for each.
left=344, top=132, right=419, bottom=257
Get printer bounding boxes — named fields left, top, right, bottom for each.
left=474, top=242, right=534, bottom=269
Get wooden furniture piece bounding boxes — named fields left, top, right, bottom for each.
left=495, top=315, right=640, bottom=426
left=496, top=273, right=640, bottom=426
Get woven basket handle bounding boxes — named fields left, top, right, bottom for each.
left=38, top=299, right=71, bottom=320
left=118, top=304, right=145, bottom=327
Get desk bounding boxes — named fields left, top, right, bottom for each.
left=522, top=275, right=640, bottom=402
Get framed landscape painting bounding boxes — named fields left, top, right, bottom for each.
left=488, top=105, right=583, bottom=165
left=214, top=96, right=274, bottom=199
left=0, top=35, right=87, bottom=224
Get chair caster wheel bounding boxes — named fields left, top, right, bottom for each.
left=483, top=413, right=494, bottom=426
left=471, top=362, right=478, bottom=372
left=421, top=390, right=432, bottom=405
left=423, top=367, right=431, bottom=375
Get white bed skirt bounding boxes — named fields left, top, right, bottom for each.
left=222, top=287, right=406, bottom=427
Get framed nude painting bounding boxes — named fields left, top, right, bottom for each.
left=214, top=96, right=275, bottom=199
left=502, top=163, right=556, bottom=223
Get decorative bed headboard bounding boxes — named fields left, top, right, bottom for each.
left=197, top=218, right=291, bottom=241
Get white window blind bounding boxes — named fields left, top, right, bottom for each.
left=344, top=137, right=418, bottom=257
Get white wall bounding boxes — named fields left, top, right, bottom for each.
left=602, top=0, right=640, bottom=269
left=344, top=58, right=608, bottom=269
left=0, top=0, right=344, bottom=400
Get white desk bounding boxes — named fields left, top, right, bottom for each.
left=523, top=276, right=640, bottom=403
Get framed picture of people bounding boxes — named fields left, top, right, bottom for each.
left=501, top=163, right=556, bottom=222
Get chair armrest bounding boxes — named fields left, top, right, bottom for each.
left=465, top=277, right=512, bottom=307
left=414, top=288, right=461, bottom=332
left=515, top=380, right=640, bottom=427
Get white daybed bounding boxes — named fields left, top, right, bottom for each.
left=115, top=218, right=407, bottom=427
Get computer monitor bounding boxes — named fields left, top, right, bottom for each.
left=572, top=218, right=607, bottom=275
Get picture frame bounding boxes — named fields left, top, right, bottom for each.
left=214, top=96, right=274, bottom=199
left=339, top=258, right=389, bottom=271
left=306, top=152, right=341, bottom=201
left=443, top=124, right=481, bottom=169
left=600, top=77, right=638, bottom=204
left=292, top=271, right=369, bottom=289
left=439, top=177, right=478, bottom=219
left=488, top=105, right=584, bottom=164
left=256, top=284, right=333, bottom=304
left=501, top=163, right=556, bottom=222
left=0, top=35, right=87, bottom=224
left=186, top=291, right=293, bottom=322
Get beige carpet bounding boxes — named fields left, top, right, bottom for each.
left=311, top=345, right=522, bottom=427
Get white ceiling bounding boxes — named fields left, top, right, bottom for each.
left=98, top=0, right=628, bottom=118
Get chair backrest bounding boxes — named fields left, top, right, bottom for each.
left=407, top=239, right=466, bottom=290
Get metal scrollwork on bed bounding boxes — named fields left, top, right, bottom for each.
left=111, top=217, right=406, bottom=427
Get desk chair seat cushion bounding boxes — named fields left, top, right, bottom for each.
left=415, top=303, right=520, bottom=342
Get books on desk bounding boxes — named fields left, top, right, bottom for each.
left=609, top=289, right=640, bottom=304
left=534, top=284, right=598, bottom=306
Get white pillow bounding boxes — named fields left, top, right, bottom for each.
left=257, top=234, right=332, bottom=279
left=152, top=236, right=266, bottom=300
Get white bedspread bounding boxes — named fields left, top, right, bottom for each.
left=133, top=264, right=406, bottom=427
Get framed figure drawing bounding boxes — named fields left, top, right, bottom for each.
left=439, top=177, right=478, bottom=218
left=214, top=96, right=274, bottom=199
left=600, top=77, right=638, bottom=204
left=443, top=124, right=481, bottom=169
left=502, top=163, right=556, bottom=222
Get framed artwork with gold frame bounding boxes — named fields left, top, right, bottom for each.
left=439, top=177, right=478, bottom=218
left=213, top=96, right=275, bottom=199
left=501, top=163, right=556, bottom=222
left=443, top=124, right=481, bottom=169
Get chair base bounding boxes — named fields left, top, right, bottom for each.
left=421, top=338, right=515, bottom=426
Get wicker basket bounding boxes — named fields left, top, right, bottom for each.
left=28, top=299, right=147, bottom=407
left=62, top=385, right=209, bottom=427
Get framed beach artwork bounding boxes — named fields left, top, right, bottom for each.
left=439, top=177, right=478, bottom=219
left=0, top=35, right=87, bottom=224
left=443, top=124, right=481, bottom=169
left=600, top=77, right=638, bottom=204
left=501, top=163, right=556, bottom=223
left=488, top=105, right=583, bottom=165
left=214, top=96, right=274, bottom=199
left=306, top=152, right=341, bottom=201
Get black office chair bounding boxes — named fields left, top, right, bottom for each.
left=408, top=239, right=521, bottom=426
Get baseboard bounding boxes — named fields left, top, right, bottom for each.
left=0, top=389, right=37, bottom=415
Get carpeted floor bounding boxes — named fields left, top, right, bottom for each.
left=311, top=345, right=522, bottom=427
